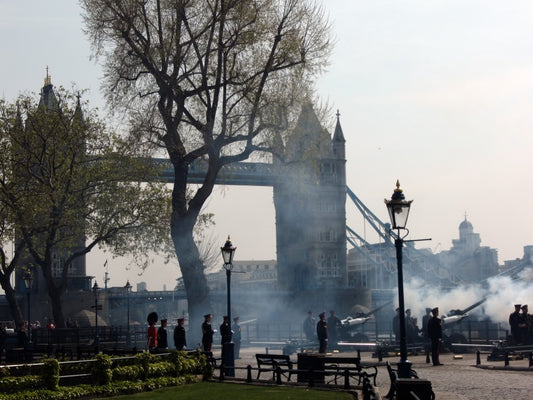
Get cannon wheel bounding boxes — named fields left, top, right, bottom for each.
left=447, top=333, right=468, bottom=353
left=352, top=333, right=370, bottom=343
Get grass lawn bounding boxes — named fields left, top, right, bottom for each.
left=106, top=382, right=353, bottom=399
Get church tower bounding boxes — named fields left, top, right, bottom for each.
left=274, top=105, right=347, bottom=295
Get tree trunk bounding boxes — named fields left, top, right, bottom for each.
left=169, top=158, right=215, bottom=345
left=0, top=276, right=24, bottom=328
left=172, top=214, right=212, bottom=345
left=41, top=264, right=66, bottom=328
left=47, top=287, right=66, bottom=329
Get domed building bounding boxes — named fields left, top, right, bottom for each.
left=437, top=217, right=499, bottom=283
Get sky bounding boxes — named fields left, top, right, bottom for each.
left=1, top=1, right=532, bottom=291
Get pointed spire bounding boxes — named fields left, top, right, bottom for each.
left=73, top=92, right=84, bottom=120
left=333, top=109, right=345, bottom=142
left=39, top=67, right=59, bottom=111
left=44, top=66, right=52, bottom=87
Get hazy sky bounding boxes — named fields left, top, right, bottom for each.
left=1, top=1, right=532, bottom=291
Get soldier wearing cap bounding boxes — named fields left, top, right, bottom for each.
left=202, top=314, right=214, bottom=352
left=427, top=307, right=443, bottom=366
left=220, top=316, right=232, bottom=345
left=392, top=308, right=400, bottom=342
left=174, top=318, right=186, bottom=351
left=518, top=304, right=532, bottom=345
left=316, top=311, right=328, bottom=354
left=303, top=311, right=315, bottom=341
left=157, top=318, right=168, bottom=350
left=509, top=304, right=522, bottom=345
left=327, top=310, right=341, bottom=349
left=232, top=317, right=241, bottom=359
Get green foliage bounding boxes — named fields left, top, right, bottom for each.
left=0, top=376, right=44, bottom=394
left=0, top=351, right=211, bottom=399
left=42, top=359, right=59, bottom=391
left=0, top=89, right=173, bottom=327
left=135, top=351, right=154, bottom=381
left=92, top=354, right=112, bottom=385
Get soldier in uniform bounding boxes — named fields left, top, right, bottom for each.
left=392, top=308, right=400, bottom=342
left=147, top=312, right=158, bottom=351
left=232, top=316, right=242, bottom=359
left=201, top=314, right=214, bottom=352
left=174, top=318, right=186, bottom=350
left=427, top=307, right=443, bottom=366
left=303, top=311, right=315, bottom=341
left=327, top=310, right=341, bottom=349
left=518, top=304, right=532, bottom=345
left=316, top=312, right=328, bottom=354
left=220, top=316, right=232, bottom=345
left=157, top=318, right=168, bottom=350
left=509, top=304, right=522, bottom=345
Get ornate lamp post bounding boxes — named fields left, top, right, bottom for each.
left=385, top=180, right=413, bottom=379
left=23, top=272, right=33, bottom=344
left=221, top=236, right=236, bottom=376
left=125, top=280, right=132, bottom=347
left=92, top=281, right=100, bottom=353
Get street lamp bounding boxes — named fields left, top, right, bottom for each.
left=221, top=236, right=236, bottom=376
left=92, top=281, right=100, bottom=353
left=385, top=180, right=413, bottom=379
left=125, top=280, right=132, bottom=348
left=23, top=272, right=33, bottom=344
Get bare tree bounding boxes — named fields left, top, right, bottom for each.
left=81, top=0, right=332, bottom=332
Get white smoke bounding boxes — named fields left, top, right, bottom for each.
left=400, top=267, right=533, bottom=324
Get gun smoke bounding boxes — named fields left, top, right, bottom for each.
left=402, top=267, right=533, bottom=323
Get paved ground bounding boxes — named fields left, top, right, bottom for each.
left=226, top=346, right=533, bottom=399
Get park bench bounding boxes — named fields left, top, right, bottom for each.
left=255, top=353, right=295, bottom=381
left=322, top=356, right=378, bottom=386
left=385, top=361, right=434, bottom=400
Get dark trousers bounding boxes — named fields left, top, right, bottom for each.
left=430, top=338, right=440, bottom=365
left=319, top=339, right=327, bottom=354
left=234, top=341, right=241, bottom=359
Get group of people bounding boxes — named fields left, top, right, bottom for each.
left=392, top=308, right=421, bottom=343
left=146, top=313, right=187, bottom=352
left=200, top=314, right=242, bottom=359
left=508, top=304, right=532, bottom=345
left=302, top=310, right=343, bottom=354
left=146, top=312, right=242, bottom=359
left=392, top=306, right=443, bottom=366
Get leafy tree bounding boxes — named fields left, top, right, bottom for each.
left=81, top=0, right=332, bottom=332
left=0, top=87, right=171, bottom=328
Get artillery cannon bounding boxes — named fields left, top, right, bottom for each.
left=440, top=298, right=487, bottom=352
left=339, top=301, right=393, bottom=342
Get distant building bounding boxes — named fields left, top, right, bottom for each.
left=437, top=217, right=499, bottom=283
left=137, top=282, right=147, bottom=292
left=274, top=106, right=347, bottom=292
left=206, top=260, right=278, bottom=291
left=501, top=245, right=533, bottom=277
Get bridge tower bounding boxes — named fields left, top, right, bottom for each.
left=274, top=104, right=347, bottom=294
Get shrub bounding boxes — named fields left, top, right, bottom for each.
left=42, top=359, right=59, bottom=391
left=92, top=354, right=112, bottom=385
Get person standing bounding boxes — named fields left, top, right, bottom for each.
left=303, top=311, right=315, bottom=341
left=174, top=318, right=187, bottom=350
left=317, top=312, right=328, bottom=354
left=201, top=314, right=214, bottom=352
left=232, top=316, right=242, bottom=359
left=509, top=304, right=522, bottom=345
left=220, top=316, right=232, bottom=345
left=327, top=310, right=341, bottom=348
left=392, top=308, right=400, bottom=342
left=518, top=304, right=532, bottom=345
left=147, top=312, right=158, bottom=351
left=427, top=307, right=443, bottom=366
left=157, top=318, right=168, bottom=350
